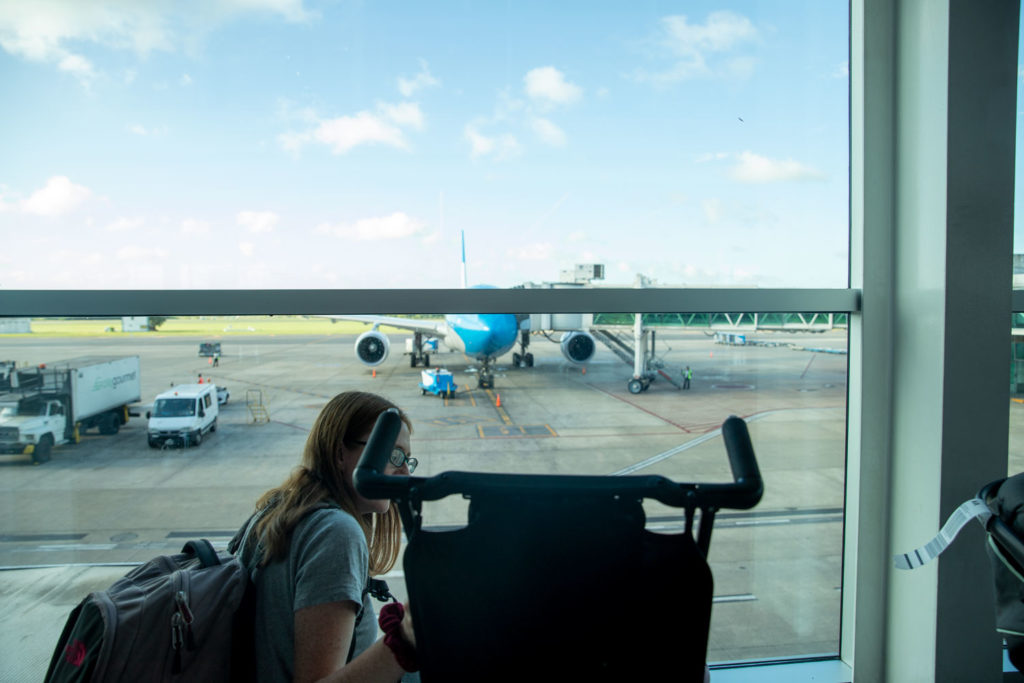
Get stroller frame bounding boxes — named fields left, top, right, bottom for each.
left=355, top=410, right=764, bottom=682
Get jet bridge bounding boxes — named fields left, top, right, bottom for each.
left=591, top=317, right=683, bottom=394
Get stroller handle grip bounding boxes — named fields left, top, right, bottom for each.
left=355, top=410, right=764, bottom=510
left=353, top=408, right=405, bottom=498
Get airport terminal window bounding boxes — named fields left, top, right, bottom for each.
left=1, top=311, right=848, bottom=667
left=0, top=0, right=852, bottom=677
left=0, top=2, right=849, bottom=291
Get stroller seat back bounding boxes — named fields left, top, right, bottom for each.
left=356, top=412, right=762, bottom=682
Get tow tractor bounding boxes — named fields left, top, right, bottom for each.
left=420, top=368, right=457, bottom=398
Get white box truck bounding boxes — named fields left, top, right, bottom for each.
left=0, top=356, right=142, bottom=464
left=147, top=383, right=219, bottom=448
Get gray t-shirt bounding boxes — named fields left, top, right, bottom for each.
left=253, top=507, right=378, bottom=682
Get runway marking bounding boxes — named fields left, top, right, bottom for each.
left=483, top=389, right=512, bottom=425
left=477, top=424, right=557, bottom=439
left=713, top=594, right=757, bottom=604
left=609, top=410, right=781, bottom=476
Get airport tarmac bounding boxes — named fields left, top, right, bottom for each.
left=1, top=325, right=854, bottom=677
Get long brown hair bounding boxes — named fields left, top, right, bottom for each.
left=253, top=391, right=410, bottom=575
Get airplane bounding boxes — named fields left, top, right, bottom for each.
left=324, top=233, right=597, bottom=389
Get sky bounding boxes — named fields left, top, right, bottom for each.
left=0, top=1, right=852, bottom=290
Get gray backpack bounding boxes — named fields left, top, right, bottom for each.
left=44, top=539, right=256, bottom=682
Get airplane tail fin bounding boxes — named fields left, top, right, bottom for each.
left=460, top=229, right=468, bottom=289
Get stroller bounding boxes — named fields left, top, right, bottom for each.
left=355, top=410, right=764, bottom=682
left=979, top=474, right=1024, bottom=675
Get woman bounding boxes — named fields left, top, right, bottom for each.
left=241, top=391, right=419, bottom=682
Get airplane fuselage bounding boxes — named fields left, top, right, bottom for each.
left=442, top=313, right=519, bottom=361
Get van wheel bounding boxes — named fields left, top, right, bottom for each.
left=210, top=418, right=217, bottom=433
left=192, top=430, right=202, bottom=447
left=33, top=435, right=53, bottom=464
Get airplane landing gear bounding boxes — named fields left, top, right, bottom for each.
left=409, top=332, right=431, bottom=368
left=477, top=360, right=495, bottom=389
left=513, top=330, right=533, bottom=368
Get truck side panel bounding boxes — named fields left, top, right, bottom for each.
left=70, top=357, right=142, bottom=422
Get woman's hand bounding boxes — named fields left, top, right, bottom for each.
left=399, top=602, right=416, bottom=648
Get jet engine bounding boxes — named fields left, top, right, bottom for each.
left=560, top=331, right=597, bottom=364
left=355, top=330, right=390, bottom=366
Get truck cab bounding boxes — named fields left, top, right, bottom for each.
left=147, top=384, right=219, bottom=448
left=0, top=396, right=68, bottom=463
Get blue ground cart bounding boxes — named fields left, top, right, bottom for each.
left=420, top=368, right=457, bottom=397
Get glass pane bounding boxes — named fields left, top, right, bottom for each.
left=0, top=2, right=849, bottom=289
left=0, top=312, right=847, bottom=674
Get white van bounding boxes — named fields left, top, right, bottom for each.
left=147, top=383, right=219, bottom=448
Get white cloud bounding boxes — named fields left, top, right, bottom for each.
left=180, top=73, right=192, bottom=86
left=378, top=101, right=424, bottom=130
left=314, top=112, right=406, bottom=154
left=129, top=123, right=148, bottom=136
left=464, top=124, right=520, bottom=160
left=524, top=66, right=582, bottom=106
left=181, top=218, right=211, bottom=234
left=21, top=176, right=91, bottom=216
left=636, top=11, right=758, bottom=84
left=0, top=1, right=311, bottom=80
left=239, top=241, right=256, bottom=256
left=530, top=117, right=566, bottom=147
left=730, top=151, right=825, bottom=183
left=315, top=212, right=425, bottom=240
left=397, top=59, right=440, bottom=97
left=833, top=61, right=849, bottom=79
left=508, top=242, right=554, bottom=261
left=57, top=53, right=94, bottom=79
left=280, top=101, right=423, bottom=155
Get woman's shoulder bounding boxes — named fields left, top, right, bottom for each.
left=296, top=505, right=364, bottom=544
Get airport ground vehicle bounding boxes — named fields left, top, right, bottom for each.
left=419, top=368, right=457, bottom=397
left=0, top=356, right=142, bottom=464
left=147, top=384, right=219, bottom=448
left=198, top=342, right=221, bottom=357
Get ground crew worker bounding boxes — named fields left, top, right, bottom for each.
left=683, top=366, right=692, bottom=390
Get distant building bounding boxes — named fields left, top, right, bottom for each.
left=122, top=316, right=150, bottom=332
left=0, top=318, right=30, bottom=333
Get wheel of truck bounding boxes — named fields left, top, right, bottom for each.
left=424, top=354, right=430, bottom=366
left=148, top=438, right=159, bottom=448
left=210, top=418, right=217, bottom=433
left=99, top=413, right=120, bottom=435
left=192, top=430, right=202, bottom=447
left=32, top=435, right=53, bottom=464
left=410, top=355, right=417, bottom=368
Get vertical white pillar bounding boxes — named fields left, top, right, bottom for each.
left=848, top=1, right=1018, bottom=680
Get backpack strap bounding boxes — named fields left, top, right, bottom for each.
left=182, top=539, right=221, bottom=568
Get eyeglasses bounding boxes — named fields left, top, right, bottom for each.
left=352, top=440, right=418, bottom=473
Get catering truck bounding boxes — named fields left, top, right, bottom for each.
left=0, top=356, right=142, bottom=464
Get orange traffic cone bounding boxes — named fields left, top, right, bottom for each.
left=581, top=367, right=586, bottom=375
left=372, top=369, right=376, bottom=378
left=496, top=393, right=501, bottom=407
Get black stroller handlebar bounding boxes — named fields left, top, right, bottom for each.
left=354, top=409, right=764, bottom=511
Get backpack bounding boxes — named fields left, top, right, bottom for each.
left=44, top=503, right=396, bottom=682
left=44, top=538, right=256, bottom=682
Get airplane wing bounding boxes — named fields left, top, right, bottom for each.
left=320, top=315, right=447, bottom=336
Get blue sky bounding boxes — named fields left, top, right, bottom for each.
left=0, top=1, right=851, bottom=290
